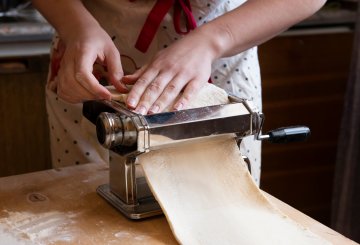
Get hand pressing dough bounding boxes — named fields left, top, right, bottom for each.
left=107, top=84, right=330, bottom=245
left=106, top=84, right=229, bottom=110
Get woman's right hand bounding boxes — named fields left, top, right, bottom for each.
left=55, top=24, right=128, bottom=103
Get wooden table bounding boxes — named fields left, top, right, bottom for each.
left=0, top=163, right=357, bottom=245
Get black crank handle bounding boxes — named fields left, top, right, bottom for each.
left=258, top=126, right=311, bottom=143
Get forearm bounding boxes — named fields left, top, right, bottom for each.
left=197, top=0, right=326, bottom=58
left=32, top=0, right=100, bottom=42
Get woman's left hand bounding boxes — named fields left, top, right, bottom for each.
left=122, top=29, right=219, bottom=114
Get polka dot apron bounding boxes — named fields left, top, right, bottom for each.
left=46, top=0, right=262, bottom=185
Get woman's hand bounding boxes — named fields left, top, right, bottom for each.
left=55, top=25, right=128, bottom=103
left=122, top=29, right=219, bottom=114
left=33, top=0, right=129, bottom=103
left=122, top=0, right=326, bottom=115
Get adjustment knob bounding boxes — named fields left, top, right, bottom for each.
left=96, top=112, right=138, bottom=149
left=96, top=112, right=124, bottom=148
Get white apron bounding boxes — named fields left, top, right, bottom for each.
left=46, top=0, right=262, bottom=185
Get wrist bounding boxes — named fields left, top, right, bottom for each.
left=194, top=21, right=235, bottom=60
left=33, top=0, right=103, bottom=44
left=57, top=14, right=101, bottom=44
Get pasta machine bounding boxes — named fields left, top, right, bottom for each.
left=83, top=96, right=310, bottom=219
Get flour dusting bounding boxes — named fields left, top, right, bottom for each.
left=0, top=210, right=79, bottom=244
left=114, top=231, right=131, bottom=238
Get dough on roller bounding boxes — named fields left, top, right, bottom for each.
left=106, top=83, right=229, bottom=110
left=107, top=84, right=330, bottom=245
left=106, top=85, right=128, bottom=102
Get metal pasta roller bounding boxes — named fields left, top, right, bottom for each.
left=82, top=96, right=310, bottom=219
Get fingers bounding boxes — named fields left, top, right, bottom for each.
left=132, top=73, right=177, bottom=114
left=56, top=49, right=112, bottom=103
left=121, top=35, right=213, bottom=114
left=124, top=60, right=208, bottom=114
left=148, top=76, right=186, bottom=114
left=53, top=23, right=128, bottom=104
left=121, top=66, right=147, bottom=85
left=105, top=47, right=128, bottom=93
left=58, top=81, right=95, bottom=103
left=57, top=59, right=99, bottom=103
left=75, top=72, right=111, bottom=99
left=74, top=51, right=112, bottom=100
left=126, top=70, right=205, bottom=115
left=125, top=67, right=159, bottom=110
left=174, top=80, right=204, bottom=111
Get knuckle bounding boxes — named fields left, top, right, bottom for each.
left=166, top=83, right=177, bottom=92
left=136, top=78, right=149, bottom=86
left=163, top=61, right=177, bottom=71
left=182, top=94, right=191, bottom=103
left=147, top=82, right=162, bottom=93
left=162, top=85, right=179, bottom=102
left=106, top=44, right=119, bottom=56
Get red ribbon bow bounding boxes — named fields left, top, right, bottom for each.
left=135, top=0, right=197, bottom=53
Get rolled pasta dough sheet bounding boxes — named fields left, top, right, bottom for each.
left=139, top=138, right=330, bottom=245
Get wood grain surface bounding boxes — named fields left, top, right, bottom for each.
left=0, top=163, right=356, bottom=245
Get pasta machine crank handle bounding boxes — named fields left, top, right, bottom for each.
left=257, top=126, right=310, bottom=143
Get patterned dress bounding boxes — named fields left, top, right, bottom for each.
left=46, top=0, right=263, bottom=185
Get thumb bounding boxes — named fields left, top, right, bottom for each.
left=105, top=47, right=128, bottom=93
left=75, top=49, right=111, bottom=100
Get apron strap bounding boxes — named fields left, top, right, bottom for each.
left=173, top=0, right=197, bottom=34
left=135, top=0, right=197, bottom=53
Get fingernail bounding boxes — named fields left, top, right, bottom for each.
left=149, top=105, right=159, bottom=114
left=127, top=98, right=136, bottom=108
left=135, top=106, right=147, bottom=115
left=174, top=102, right=183, bottom=111
left=121, top=75, right=133, bottom=83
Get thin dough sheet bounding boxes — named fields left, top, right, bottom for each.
left=140, top=138, right=331, bottom=245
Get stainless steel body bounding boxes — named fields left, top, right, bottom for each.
left=83, top=97, right=264, bottom=219
left=91, top=97, right=263, bottom=155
